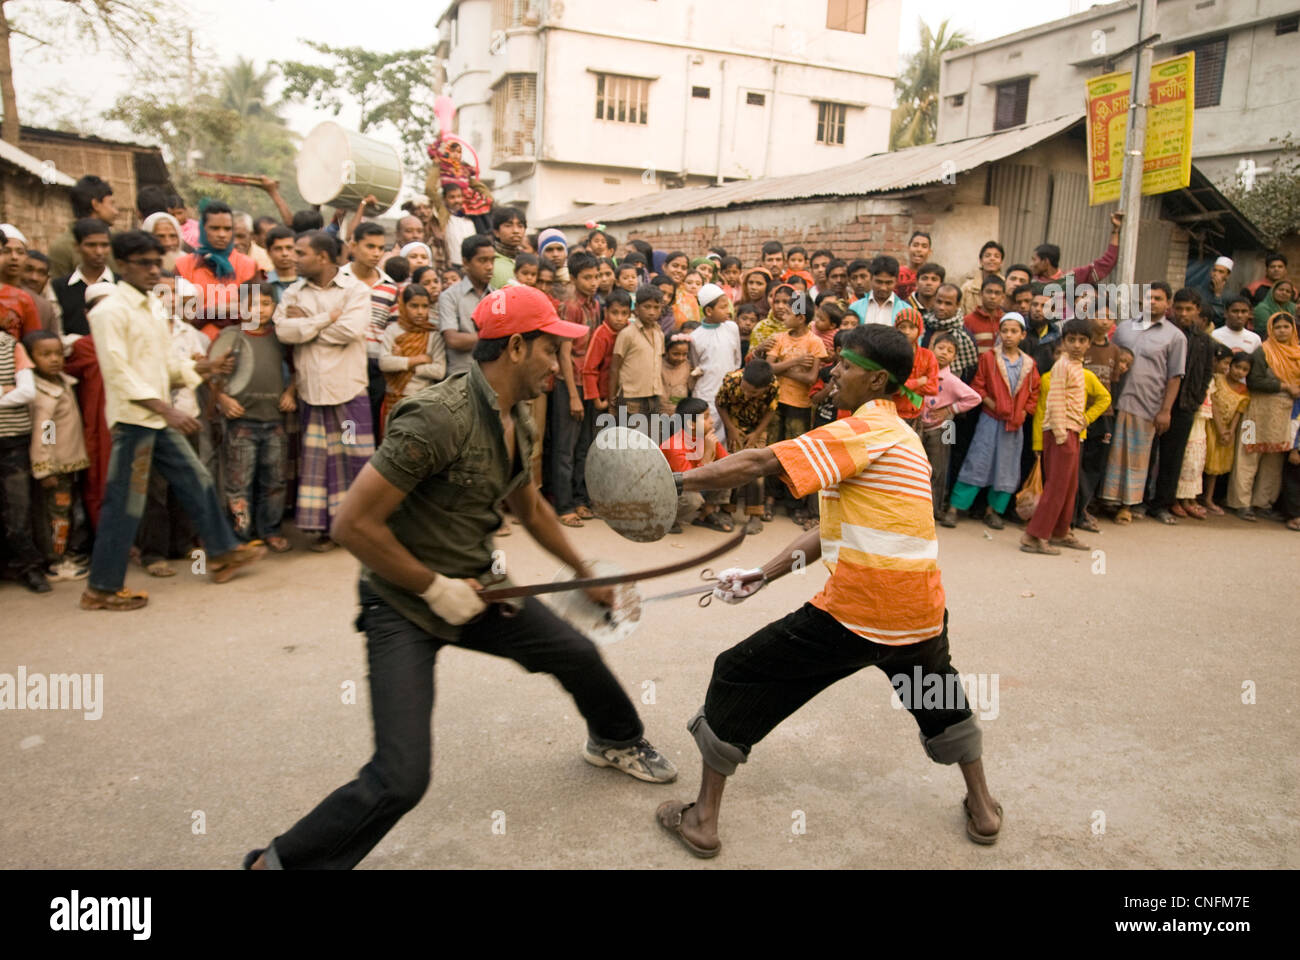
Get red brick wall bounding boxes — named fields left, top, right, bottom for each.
left=616, top=210, right=938, bottom=265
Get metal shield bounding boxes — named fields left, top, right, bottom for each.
left=584, top=426, right=677, bottom=542
left=543, top=560, right=642, bottom=646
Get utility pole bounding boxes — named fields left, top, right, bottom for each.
left=1116, top=0, right=1156, bottom=310
left=186, top=28, right=196, bottom=170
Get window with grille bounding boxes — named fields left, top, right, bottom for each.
left=746, top=91, right=766, bottom=106
left=993, top=78, right=1030, bottom=130
left=493, top=74, right=537, bottom=158
left=1278, top=16, right=1299, bottom=35
left=1176, top=35, right=1227, bottom=107
left=595, top=74, right=649, bottom=125
left=492, top=0, right=529, bottom=30
left=826, top=0, right=867, bottom=33
left=816, top=101, right=847, bottom=145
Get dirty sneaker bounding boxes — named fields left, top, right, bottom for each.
left=583, top=737, right=678, bottom=783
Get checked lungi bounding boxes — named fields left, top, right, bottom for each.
left=296, top=392, right=375, bottom=534
left=1099, top=410, right=1155, bottom=506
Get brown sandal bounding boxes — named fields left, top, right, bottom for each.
left=1020, top=537, right=1060, bottom=555
left=655, top=801, right=721, bottom=859
left=558, top=513, right=584, bottom=528
left=144, top=560, right=176, bottom=578
left=574, top=505, right=595, bottom=520
left=80, top=588, right=149, bottom=611
left=209, top=543, right=266, bottom=583
left=1050, top=536, right=1090, bottom=551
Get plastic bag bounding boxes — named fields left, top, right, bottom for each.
left=1015, top=459, right=1043, bottom=521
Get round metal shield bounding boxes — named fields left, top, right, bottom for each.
left=544, top=561, right=642, bottom=646
left=584, top=426, right=677, bottom=543
left=208, top=326, right=256, bottom=398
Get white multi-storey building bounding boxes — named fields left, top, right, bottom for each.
left=936, top=0, right=1300, bottom=184
left=435, top=0, right=899, bottom=219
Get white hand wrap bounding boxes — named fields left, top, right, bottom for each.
left=712, top=567, right=767, bottom=605
left=422, top=574, right=486, bottom=625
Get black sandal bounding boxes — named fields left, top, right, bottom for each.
left=692, top=512, right=733, bottom=533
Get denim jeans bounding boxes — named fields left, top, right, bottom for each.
left=267, top=583, right=645, bottom=869
left=88, top=423, right=239, bottom=593
left=222, top=419, right=287, bottom=541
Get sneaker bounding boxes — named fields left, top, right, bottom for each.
left=47, top=559, right=90, bottom=582
left=583, top=737, right=678, bottom=783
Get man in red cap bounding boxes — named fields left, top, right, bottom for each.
left=246, top=284, right=677, bottom=870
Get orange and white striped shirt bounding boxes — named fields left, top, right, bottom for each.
left=771, top=398, right=946, bottom=645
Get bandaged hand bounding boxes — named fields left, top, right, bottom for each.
left=712, top=567, right=767, bottom=605
left=422, top=573, right=486, bottom=625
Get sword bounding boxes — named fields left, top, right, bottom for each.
left=476, top=527, right=746, bottom=602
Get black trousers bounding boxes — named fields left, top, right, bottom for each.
left=269, top=583, right=644, bottom=869
left=1074, top=417, right=1112, bottom=522
left=1281, top=453, right=1300, bottom=520
left=0, top=435, right=42, bottom=571
left=1148, top=405, right=1197, bottom=512
left=700, top=603, right=974, bottom=760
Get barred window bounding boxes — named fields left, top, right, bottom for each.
left=493, top=74, right=537, bottom=157
left=595, top=73, right=650, bottom=125
left=816, top=101, right=847, bottom=145
left=1175, top=35, right=1228, bottom=108
left=993, top=77, right=1029, bottom=130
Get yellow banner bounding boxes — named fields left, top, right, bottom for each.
left=1086, top=53, right=1195, bottom=205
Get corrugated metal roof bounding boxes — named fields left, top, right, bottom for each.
left=546, top=113, right=1085, bottom=227
left=0, top=138, right=76, bottom=186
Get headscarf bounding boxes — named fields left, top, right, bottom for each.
left=652, top=250, right=668, bottom=274
left=1261, top=312, right=1300, bottom=392
left=689, top=256, right=713, bottom=278
left=400, top=241, right=433, bottom=262
left=1254, top=282, right=1295, bottom=330
left=785, top=269, right=815, bottom=292
left=142, top=211, right=183, bottom=239
left=0, top=223, right=27, bottom=246
left=195, top=198, right=235, bottom=279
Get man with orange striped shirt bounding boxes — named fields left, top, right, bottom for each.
left=654, top=323, right=1002, bottom=858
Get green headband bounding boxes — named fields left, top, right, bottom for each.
left=840, top=348, right=923, bottom=408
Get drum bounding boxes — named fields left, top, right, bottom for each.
left=208, top=325, right=256, bottom=399
left=296, top=121, right=403, bottom=215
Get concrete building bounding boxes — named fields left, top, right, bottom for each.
left=435, top=0, right=900, bottom=220
left=936, top=0, right=1300, bottom=184
left=543, top=114, right=1265, bottom=286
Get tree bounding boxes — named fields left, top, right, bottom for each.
left=277, top=41, right=437, bottom=177
left=891, top=19, right=970, bottom=151
left=1218, top=137, right=1300, bottom=249
left=0, top=0, right=181, bottom=144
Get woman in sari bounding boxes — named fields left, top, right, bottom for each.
left=377, top=285, right=446, bottom=437
left=1202, top=350, right=1252, bottom=514
left=1253, top=279, right=1295, bottom=331
left=662, top=250, right=699, bottom=328
left=1229, top=312, right=1300, bottom=519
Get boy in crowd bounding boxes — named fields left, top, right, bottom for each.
left=215, top=283, right=295, bottom=553
left=846, top=258, right=872, bottom=305
left=610, top=284, right=667, bottom=438
left=734, top=301, right=760, bottom=359
left=963, top=276, right=1006, bottom=357
left=0, top=228, right=41, bottom=341
left=908, top=262, right=945, bottom=314
left=896, top=230, right=933, bottom=299
left=1074, top=311, right=1121, bottom=532
left=767, top=293, right=828, bottom=528
left=51, top=219, right=114, bottom=337
left=891, top=308, right=938, bottom=430
left=0, top=314, right=48, bottom=592
left=850, top=255, right=906, bottom=326
left=48, top=175, right=118, bottom=279
left=718, top=256, right=743, bottom=303
left=264, top=226, right=298, bottom=303
left=923, top=333, right=982, bottom=527
left=1022, top=320, right=1110, bottom=554
left=811, top=299, right=845, bottom=352
left=549, top=251, right=601, bottom=527
left=581, top=288, right=633, bottom=424
left=1211, top=297, right=1262, bottom=353
left=490, top=207, right=528, bottom=290
left=959, top=240, right=1005, bottom=316
left=715, top=358, right=779, bottom=534
left=662, top=397, right=732, bottom=533
left=808, top=249, right=834, bottom=296
left=760, top=240, right=785, bottom=278
left=342, top=221, right=397, bottom=435
left=689, top=284, right=742, bottom=446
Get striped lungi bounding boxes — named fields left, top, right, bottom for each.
left=296, top=392, right=375, bottom=534
left=1099, top=409, right=1156, bottom=506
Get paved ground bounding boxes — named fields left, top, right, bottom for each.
left=2, top=510, right=1297, bottom=869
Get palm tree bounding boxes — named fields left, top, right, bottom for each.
left=891, top=19, right=971, bottom=150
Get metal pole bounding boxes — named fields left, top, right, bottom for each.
left=1116, top=0, right=1156, bottom=308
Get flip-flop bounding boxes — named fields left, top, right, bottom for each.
left=655, top=801, right=721, bottom=859
left=210, top=543, right=266, bottom=583
left=1019, top=539, right=1060, bottom=555
left=1170, top=503, right=1188, bottom=518
left=1114, top=508, right=1132, bottom=526
left=1076, top=515, right=1101, bottom=533
left=574, top=505, right=595, bottom=520
left=1050, top=537, right=1090, bottom=551
left=1203, top=501, right=1224, bottom=516
left=558, top=514, right=584, bottom=528
left=1184, top=503, right=1207, bottom=520
left=963, top=796, right=1003, bottom=845
left=144, top=560, right=176, bottom=578
left=266, top=536, right=292, bottom=553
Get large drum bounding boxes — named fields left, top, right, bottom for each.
left=296, top=121, right=403, bottom=215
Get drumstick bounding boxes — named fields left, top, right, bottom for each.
left=196, top=170, right=265, bottom=187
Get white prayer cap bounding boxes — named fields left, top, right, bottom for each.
left=0, top=223, right=28, bottom=246
left=697, top=282, right=725, bottom=308
left=999, top=310, right=1027, bottom=331
left=1214, top=256, right=1234, bottom=271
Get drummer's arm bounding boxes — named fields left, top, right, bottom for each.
left=680, top=447, right=783, bottom=492
left=257, top=176, right=294, bottom=226
left=504, top=483, right=593, bottom=579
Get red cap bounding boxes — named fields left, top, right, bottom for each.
left=472, top=284, right=590, bottom=340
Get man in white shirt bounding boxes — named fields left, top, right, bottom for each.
left=81, top=230, right=262, bottom=611
left=1211, top=296, right=1262, bottom=353
left=275, top=230, right=373, bottom=551
left=849, top=255, right=907, bottom=326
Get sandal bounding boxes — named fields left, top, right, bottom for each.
left=144, top=559, right=175, bottom=578
left=1203, top=500, right=1224, bottom=516
left=762, top=500, right=775, bottom=522
left=1153, top=509, right=1178, bottom=525
left=266, top=536, right=292, bottom=553
left=558, top=513, right=584, bottom=528
left=1114, top=507, right=1133, bottom=525
left=574, top=505, right=595, bottom=520
left=1075, top=514, right=1101, bottom=533
left=209, top=543, right=266, bottom=584
left=692, top=512, right=733, bottom=533
left=1287, top=518, right=1300, bottom=531
left=1183, top=502, right=1207, bottom=520
left=655, top=801, right=721, bottom=859
left=310, top=536, right=338, bottom=553
left=1019, top=537, right=1060, bottom=555
left=1170, top=503, right=1188, bottom=518
left=1050, top=536, right=1090, bottom=551
left=80, top=587, right=149, bottom=611
left=963, top=796, right=1003, bottom=846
